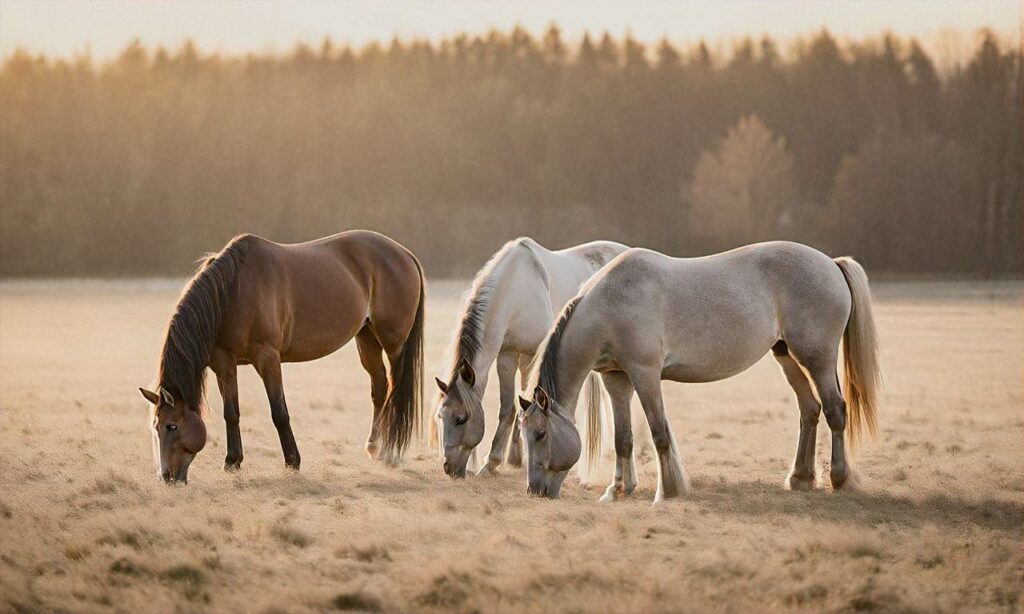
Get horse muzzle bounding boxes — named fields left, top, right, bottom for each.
left=442, top=446, right=472, bottom=478
left=161, top=466, right=190, bottom=484
left=443, top=460, right=467, bottom=479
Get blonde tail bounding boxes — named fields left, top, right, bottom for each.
left=834, top=257, right=882, bottom=455
left=580, top=372, right=604, bottom=484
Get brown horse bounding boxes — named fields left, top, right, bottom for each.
left=139, top=230, right=424, bottom=482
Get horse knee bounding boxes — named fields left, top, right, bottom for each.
left=271, top=407, right=291, bottom=430
left=822, top=397, right=847, bottom=432
left=496, top=403, right=516, bottom=423
left=370, top=384, right=388, bottom=409
left=798, top=404, right=820, bottom=426
left=651, top=429, right=671, bottom=454
left=614, top=432, right=633, bottom=458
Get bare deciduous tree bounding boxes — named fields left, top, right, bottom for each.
left=689, top=115, right=796, bottom=246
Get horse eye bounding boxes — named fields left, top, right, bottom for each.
left=166, top=424, right=178, bottom=432
left=454, top=415, right=468, bottom=426
left=535, top=430, right=546, bottom=441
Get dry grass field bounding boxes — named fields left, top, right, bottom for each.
left=1, top=279, right=1021, bottom=614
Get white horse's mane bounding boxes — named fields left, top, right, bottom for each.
left=443, top=237, right=547, bottom=380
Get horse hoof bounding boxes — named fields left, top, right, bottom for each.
left=224, top=458, right=243, bottom=472
left=654, top=487, right=684, bottom=504
left=476, top=463, right=498, bottom=477
left=379, top=449, right=401, bottom=467
left=831, top=467, right=860, bottom=491
left=365, top=441, right=380, bottom=460
left=786, top=471, right=817, bottom=491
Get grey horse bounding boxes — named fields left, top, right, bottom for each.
left=519, top=241, right=881, bottom=501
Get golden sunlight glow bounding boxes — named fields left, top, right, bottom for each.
left=1, top=0, right=1019, bottom=63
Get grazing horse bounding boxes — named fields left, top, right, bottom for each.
left=434, top=237, right=628, bottom=478
left=519, top=241, right=881, bottom=501
left=139, top=230, right=425, bottom=482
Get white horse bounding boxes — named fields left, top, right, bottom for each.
left=518, top=241, right=881, bottom=501
left=434, top=237, right=628, bottom=478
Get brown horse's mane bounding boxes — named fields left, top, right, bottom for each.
left=157, top=234, right=252, bottom=410
left=529, top=294, right=583, bottom=405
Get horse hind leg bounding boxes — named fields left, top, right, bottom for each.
left=800, top=355, right=855, bottom=491
left=772, top=341, right=821, bottom=491
left=355, top=322, right=389, bottom=461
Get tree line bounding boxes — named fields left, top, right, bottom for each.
left=1, top=27, right=1020, bottom=277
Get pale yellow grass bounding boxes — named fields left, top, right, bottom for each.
left=1, top=279, right=1021, bottom=613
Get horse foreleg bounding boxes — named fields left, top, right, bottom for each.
left=599, top=371, right=636, bottom=502
left=478, top=351, right=518, bottom=476
left=630, top=367, right=687, bottom=503
left=774, top=349, right=821, bottom=490
left=505, top=354, right=533, bottom=468
left=212, top=349, right=243, bottom=471
left=355, top=324, right=388, bottom=461
left=253, top=345, right=301, bottom=470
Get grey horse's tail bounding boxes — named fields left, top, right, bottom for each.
left=581, top=371, right=604, bottom=484
left=835, top=257, right=881, bottom=454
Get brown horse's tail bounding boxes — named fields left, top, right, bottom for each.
left=379, top=254, right=425, bottom=459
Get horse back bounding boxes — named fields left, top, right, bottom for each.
left=578, top=242, right=850, bottom=381
left=221, top=231, right=420, bottom=362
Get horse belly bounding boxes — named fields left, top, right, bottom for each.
left=661, top=350, right=765, bottom=383
left=280, top=278, right=368, bottom=363
left=661, top=305, right=778, bottom=383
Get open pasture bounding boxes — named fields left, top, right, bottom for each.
left=1, top=279, right=1021, bottom=613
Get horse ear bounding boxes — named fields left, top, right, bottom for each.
left=140, top=387, right=160, bottom=405
left=159, top=387, right=175, bottom=407
left=534, top=386, right=550, bottom=412
left=518, top=395, right=532, bottom=412
left=459, top=359, right=475, bottom=387
left=435, top=377, right=449, bottom=394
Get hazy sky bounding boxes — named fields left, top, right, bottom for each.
left=1, top=0, right=1019, bottom=61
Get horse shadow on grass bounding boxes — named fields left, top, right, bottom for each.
left=684, top=477, right=1023, bottom=533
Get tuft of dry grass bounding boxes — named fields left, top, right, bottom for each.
left=270, top=523, right=313, bottom=548
left=161, top=564, right=209, bottom=602
left=0, top=280, right=1021, bottom=613
left=331, top=591, right=381, bottom=611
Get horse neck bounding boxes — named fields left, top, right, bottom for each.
left=463, top=283, right=515, bottom=395
left=547, top=344, right=595, bottom=425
